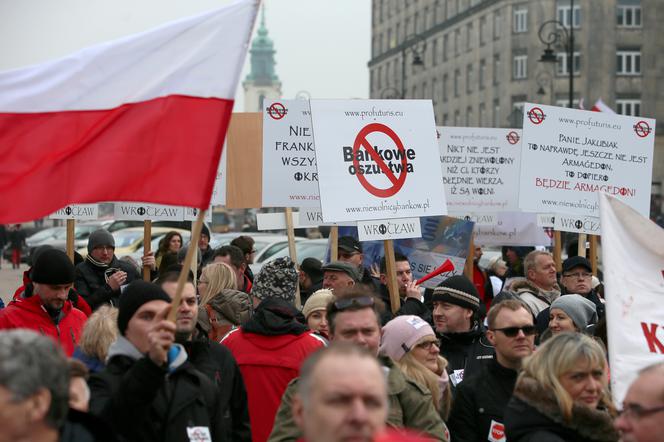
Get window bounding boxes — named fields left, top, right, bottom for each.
left=466, top=23, right=473, bottom=50
left=414, top=12, right=420, bottom=33
left=396, top=23, right=401, bottom=44
left=479, top=59, right=486, bottom=89
left=617, top=50, right=641, bottom=75
left=556, top=51, right=581, bottom=76
left=479, top=103, right=487, bottom=126
left=493, top=10, right=502, bottom=39
left=555, top=98, right=580, bottom=108
left=443, top=113, right=450, bottom=126
left=557, top=2, right=581, bottom=28
left=432, top=78, right=438, bottom=105
left=454, top=110, right=461, bottom=126
left=467, top=64, right=474, bottom=93
left=513, top=54, right=527, bottom=79
left=454, top=69, right=461, bottom=97
left=466, top=106, right=474, bottom=126
left=493, top=55, right=501, bottom=85
left=493, top=99, right=500, bottom=127
left=480, top=16, right=487, bottom=45
left=443, top=34, right=449, bottom=61
left=616, top=99, right=641, bottom=116
left=617, top=4, right=642, bottom=27
left=455, top=29, right=462, bottom=55
left=377, top=65, right=382, bottom=90
left=513, top=6, right=528, bottom=33
left=443, top=74, right=449, bottom=102
left=432, top=39, right=438, bottom=66
left=422, top=81, right=429, bottom=99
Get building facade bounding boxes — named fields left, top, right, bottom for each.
left=243, top=8, right=282, bottom=112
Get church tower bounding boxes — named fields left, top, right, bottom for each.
left=243, top=7, right=281, bottom=112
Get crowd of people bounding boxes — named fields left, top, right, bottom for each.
left=0, top=228, right=661, bottom=442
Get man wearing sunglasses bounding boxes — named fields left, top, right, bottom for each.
left=269, top=291, right=448, bottom=441
left=615, top=362, right=664, bottom=442
left=448, top=299, right=535, bottom=442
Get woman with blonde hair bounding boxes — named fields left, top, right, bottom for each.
left=380, top=315, right=452, bottom=420
left=72, top=305, right=118, bottom=373
left=197, top=262, right=252, bottom=341
left=505, top=332, right=618, bottom=441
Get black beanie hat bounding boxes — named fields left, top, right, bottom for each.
left=117, top=280, right=171, bottom=335
left=87, top=229, right=115, bottom=255
left=432, top=275, right=480, bottom=313
left=31, top=249, right=75, bottom=285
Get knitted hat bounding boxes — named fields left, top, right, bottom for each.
left=338, top=236, right=363, bottom=253
left=87, top=229, right=115, bottom=254
left=431, top=275, right=480, bottom=313
left=302, top=289, right=335, bottom=319
left=251, top=257, right=298, bottom=303
left=321, top=261, right=361, bottom=282
left=29, top=244, right=54, bottom=267
left=201, top=224, right=211, bottom=239
left=31, top=249, right=75, bottom=285
left=562, top=256, right=592, bottom=274
left=117, top=280, right=171, bottom=335
left=300, top=257, right=324, bottom=283
left=380, top=315, right=436, bottom=361
left=550, top=294, right=598, bottom=332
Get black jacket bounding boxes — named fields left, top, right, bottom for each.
left=183, top=335, right=251, bottom=441
left=437, top=323, right=494, bottom=392
left=504, top=375, right=619, bottom=442
left=75, top=256, right=139, bottom=310
left=379, top=284, right=432, bottom=325
left=60, top=408, right=118, bottom=442
left=448, top=359, right=518, bottom=442
left=89, top=337, right=223, bottom=442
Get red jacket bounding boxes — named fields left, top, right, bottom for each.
left=221, top=328, right=325, bottom=442
left=0, top=295, right=87, bottom=356
left=13, top=269, right=92, bottom=317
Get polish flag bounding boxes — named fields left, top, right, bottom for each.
left=0, top=0, right=259, bottom=223
left=590, top=98, right=616, bottom=113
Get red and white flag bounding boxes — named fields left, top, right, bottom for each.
left=0, top=0, right=259, bottom=223
left=579, top=98, right=615, bottom=113
left=599, top=193, right=664, bottom=404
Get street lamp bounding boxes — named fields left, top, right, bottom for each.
left=536, top=71, right=553, bottom=103
left=537, top=0, right=575, bottom=109
left=400, top=34, right=426, bottom=99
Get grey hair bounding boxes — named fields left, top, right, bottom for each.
left=523, top=250, right=553, bottom=276
left=0, top=330, right=70, bottom=428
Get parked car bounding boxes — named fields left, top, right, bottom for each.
left=128, top=230, right=192, bottom=264
left=250, top=238, right=327, bottom=274
left=77, top=227, right=190, bottom=259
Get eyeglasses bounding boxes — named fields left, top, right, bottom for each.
left=618, top=403, right=664, bottom=421
left=414, top=339, right=441, bottom=351
left=563, top=272, right=592, bottom=279
left=491, top=326, right=538, bottom=337
left=331, top=296, right=375, bottom=312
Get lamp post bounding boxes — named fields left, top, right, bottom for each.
left=536, top=71, right=553, bottom=104
left=400, top=34, right=426, bottom=99
left=537, top=0, right=575, bottom=108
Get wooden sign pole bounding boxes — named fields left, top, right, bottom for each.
left=66, top=219, right=75, bottom=263
left=464, top=234, right=474, bottom=279
left=143, top=220, right=152, bottom=281
left=329, top=225, right=339, bottom=262
left=577, top=233, right=587, bottom=258
left=553, top=230, right=562, bottom=272
left=589, top=235, right=598, bottom=276
left=285, top=208, right=301, bottom=308
left=383, top=239, right=400, bottom=314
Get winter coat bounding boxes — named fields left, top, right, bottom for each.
left=438, top=323, right=494, bottom=391
left=60, top=408, right=118, bottom=442
left=268, top=355, right=449, bottom=442
left=75, top=256, right=139, bottom=310
left=504, top=374, right=619, bottom=442
left=197, top=289, right=252, bottom=340
left=183, top=335, right=252, bottom=442
left=447, top=359, right=518, bottom=442
left=221, top=299, right=326, bottom=442
left=89, top=336, right=223, bottom=442
left=0, top=294, right=86, bottom=356
left=511, top=279, right=561, bottom=318
left=13, top=269, right=92, bottom=317
left=379, top=284, right=433, bottom=325
left=72, top=347, right=106, bottom=373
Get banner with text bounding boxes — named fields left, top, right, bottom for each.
left=114, top=203, right=184, bottom=221
left=210, top=141, right=228, bottom=206
left=311, top=99, right=446, bottom=223
left=439, top=126, right=522, bottom=212
left=600, top=193, right=664, bottom=405
left=519, top=103, right=655, bottom=218
left=50, top=204, right=99, bottom=220
left=474, top=212, right=552, bottom=247
left=357, top=217, right=422, bottom=241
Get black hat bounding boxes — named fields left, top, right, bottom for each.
left=87, top=229, right=115, bottom=255
left=321, top=261, right=361, bottom=282
left=29, top=244, right=54, bottom=267
left=338, top=236, right=362, bottom=253
left=562, top=256, right=592, bottom=274
left=300, top=257, right=323, bottom=283
left=31, top=249, right=75, bottom=285
left=432, top=275, right=480, bottom=313
left=117, top=281, right=171, bottom=335
left=201, top=224, right=211, bottom=239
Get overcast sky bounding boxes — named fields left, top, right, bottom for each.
left=0, top=0, right=371, bottom=110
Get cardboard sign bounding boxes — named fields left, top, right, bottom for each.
left=49, top=204, right=98, bottom=220
left=553, top=213, right=600, bottom=235
left=439, top=127, right=522, bottom=212
left=256, top=212, right=356, bottom=230
left=537, top=213, right=556, bottom=227
left=210, top=142, right=227, bottom=206
left=449, top=212, right=498, bottom=226
left=474, top=212, right=552, bottom=247
left=114, top=203, right=183, bottom=221
left=310, top=99, right=446, bottom=222
left=357, top=217, right=422, bottom=241
left=600, top=193, right=664, bottom=405
left=519, top=103, right=655, bottom=218
left=262, top=99, right=320, bottom=207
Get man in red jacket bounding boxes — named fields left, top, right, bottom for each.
left=0, top=248, right=87, bottom=356
left=221, top=257, right=326, bottom=442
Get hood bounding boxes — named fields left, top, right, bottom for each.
left=204, top=289, right=252, bottom=325
left=106, top=336, right=144, bottom=362
left=242, top=297, right=308, bottom=336
left=512, top=278, right=561, bottom=298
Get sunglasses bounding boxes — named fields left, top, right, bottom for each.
left=491, top=325, right=537, bottom=337
left=331, top=296, right=375, bottom=312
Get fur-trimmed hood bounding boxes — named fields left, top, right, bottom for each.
left=505, top=374, right=619, bottom=442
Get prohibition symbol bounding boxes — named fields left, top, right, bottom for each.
left=633, top=121, right=651, bottom=138
left=506, top=131, right=520, bottom=145
left=527, top=107, right=545, bottom=125
left=352, top=123, right=408, bottom=198
left=267, top=102, right=287, bottom=120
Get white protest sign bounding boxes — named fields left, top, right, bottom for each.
left=537, top=213, right=556, bottom=227
left=256, top=212, right=356, bottom=230
left=298, top=207, right=334, bottom=227
left=519, top=103, right=655, bottom=217
left=310, top=99, right=446, bottom=223
left=357, top=218, right=422, bottom=241
left=439, top=127, right=522, bottom=212
left=262, top=99, right=320, bottom=207
left=599, top=193, right=664, bottom=405
left=210, top=142, right=227, bottom=206
left=474, top=212, right=552, bottom=246
left=553, top=213, right=600, bottom=235
left=114, top=203, right=183, bottom=221
left=183, top=207, right=212, bottom=223
left=449, top=212, right=498, bottom=226
left=49, top=204, right=98, bottom=220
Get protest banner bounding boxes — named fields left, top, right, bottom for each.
left=210, top=142, right=228, bottom=206
left=474, top=212, right=552, bottom=247
left=438, top=126, right=522, bottom=213
left=50, top=204, right=100, bottom=261
left=262, top=99, right=320, bottom=207
left=357, top=218, right=422, bottom=242
left=310, top=99, right=446, bottom=223
left=226, top=113, right=263, bottom=209
left=599, top=193, right=664, bottom=405
left=519, top=103, right=655, bottom=228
